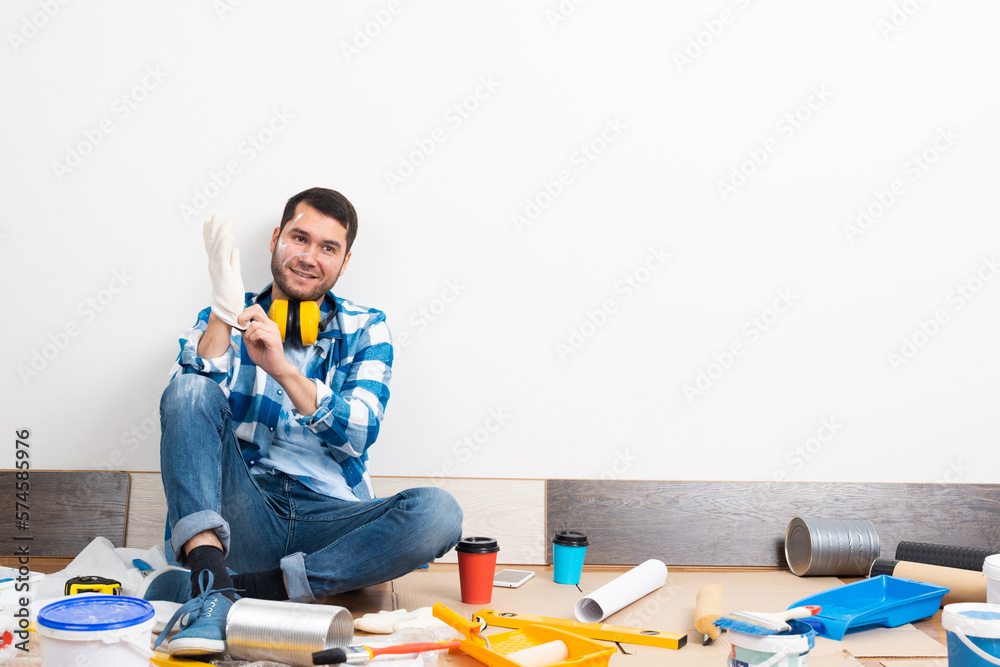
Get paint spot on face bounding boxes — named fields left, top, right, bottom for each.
left=278, top=214, right=309, bottom=268
left=283, top=252, right=308, bottom=268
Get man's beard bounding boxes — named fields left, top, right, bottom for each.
left=270, top=251, right=340, bottom=302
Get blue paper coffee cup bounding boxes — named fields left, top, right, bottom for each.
left=553, top=531, right=589, bottom=585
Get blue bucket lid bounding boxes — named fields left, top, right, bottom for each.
left=959, top=610, right=1000, bottom=621
left=38, top=595, right=154, bottom=631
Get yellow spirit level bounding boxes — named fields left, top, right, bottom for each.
left=475, top=609, right=688, bottom=649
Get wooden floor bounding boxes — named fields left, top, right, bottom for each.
left=2, top=559, right=950, bottom=645
left=4, top=563, right=950, bottom=667
left=317, top=563, right=949, bottom=654
left=316, top=580, right=394, bottom=618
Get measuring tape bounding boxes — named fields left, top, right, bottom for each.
left=64, top=576, right=121, bottom=596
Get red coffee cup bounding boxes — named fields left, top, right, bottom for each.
left=456, top=537, right=499, bottom=604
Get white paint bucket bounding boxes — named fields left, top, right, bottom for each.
left=982, top=556, right=1000, bottom=606
left=727, top=620, right=816, bottom=667
left=36, top=595, right=154, bottom=667
left=942, top=603, right=1000, bottom=667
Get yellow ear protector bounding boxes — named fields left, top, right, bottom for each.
left=269, top=299, right=322, bottom=346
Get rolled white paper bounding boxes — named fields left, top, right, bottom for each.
left=574, top=559, right=668, bottom=623
left=507, top=640, right=570, bottom=667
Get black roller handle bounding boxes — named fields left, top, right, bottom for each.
left=895, top=541, right=999, bottom=572
left=869, top=558, right=898, bottom=577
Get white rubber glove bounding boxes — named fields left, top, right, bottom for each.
left=353, top=607, right=445, bottom=634
left=203, top=213, right=246, bottom=329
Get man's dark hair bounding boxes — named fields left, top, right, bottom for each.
left=280, top=187, right=358, bottom=253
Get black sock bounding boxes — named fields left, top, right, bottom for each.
left=231, top=568, right=287, bottom=600
left=186, top=545, right=237, bottom=602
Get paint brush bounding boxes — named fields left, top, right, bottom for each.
left=713, top=605, right=820, bottom=635
left=312, top=640, right=461, bottom=665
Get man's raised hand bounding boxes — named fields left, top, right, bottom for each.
left=203, top=213, right=246, bottom=329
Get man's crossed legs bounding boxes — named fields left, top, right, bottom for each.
left=154, top=374, right=463, bottom=655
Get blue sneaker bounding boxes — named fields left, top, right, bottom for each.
left=138, top=565, right=191, bottom=604
left=154, top=570, right=236, bottom=656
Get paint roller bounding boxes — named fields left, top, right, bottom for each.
left=694, top=584, right=723, bottom=644
left=506, top=640, right=570, bottom=667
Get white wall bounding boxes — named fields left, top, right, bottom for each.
left=3, top=1, right=998, bottom=484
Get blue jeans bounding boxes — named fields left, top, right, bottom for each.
left=159, top=374, right=463, bottom=602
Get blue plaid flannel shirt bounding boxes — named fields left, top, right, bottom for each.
left=170, top=285, right=393, bottom=500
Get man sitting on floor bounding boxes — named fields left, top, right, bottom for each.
left=150, top=187, right=463, bottom=656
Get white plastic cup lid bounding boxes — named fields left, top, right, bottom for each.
left=983, top=554, right=1000, bottom=580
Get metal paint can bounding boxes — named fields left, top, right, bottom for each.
left=784, top=517, right=879, bottom=577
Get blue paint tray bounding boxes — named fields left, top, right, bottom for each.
left=787, top=575, right=948, bottom=640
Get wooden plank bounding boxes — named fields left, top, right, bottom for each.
left=546, top=480, right=1000, bottom=566
left=0, top=471, right=129, bottom=558
left=128, top=474, right=548, bottom=565
left=373, top=477, right=547, bottom=564
left=124, top=472, right=168, bottom=550
left=0, top=557, right=73, bottom=574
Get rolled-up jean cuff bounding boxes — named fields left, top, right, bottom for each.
left=281, top=552, right=314, bottom=603
left=169, top=510, right=231, bottom=563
